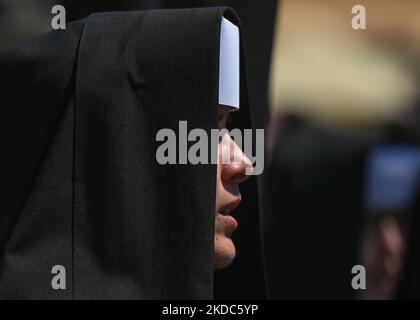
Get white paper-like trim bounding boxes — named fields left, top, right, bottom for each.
left=219, top=17, right=240, bottom=110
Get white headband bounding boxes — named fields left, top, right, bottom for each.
left=218, top=17, right=240, bottom=110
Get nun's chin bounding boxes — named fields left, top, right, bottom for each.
left=214, top=235, right=236, bottom=269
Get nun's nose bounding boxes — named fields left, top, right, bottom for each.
left=221, top=137, right=254, bottom=184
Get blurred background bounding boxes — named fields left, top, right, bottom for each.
left=265, top=0, right=420, bottom=300
left=1, top=0, right=420, bottom=299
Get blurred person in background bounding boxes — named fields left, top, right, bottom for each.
left=264, top=120, right=419, bottom=299
left=263, top=123, right=371, bottom=299
left=265, top=0, right=420, bottom=299
left=359, top=128, right=420, bottom=300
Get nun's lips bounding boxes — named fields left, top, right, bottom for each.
left=217, top=198, right=241, bottom=234
left=220, top=198, right=241, bottom=216
left=223, top=215, right=238, bottom=231
left=216, top=213, right=238, bottom=235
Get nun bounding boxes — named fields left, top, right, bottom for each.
left=0, top=8, right=265, bottom=299
left=263, top=118, right=419, bottom=300
left=263, top=123, right=374, bottom=299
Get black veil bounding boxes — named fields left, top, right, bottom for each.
left=0, top=7, right=264, bottom=299
left=263, top=126, right=373, bottom=299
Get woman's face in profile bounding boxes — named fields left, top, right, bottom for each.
left=214, top=107, right=253, bottom=270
